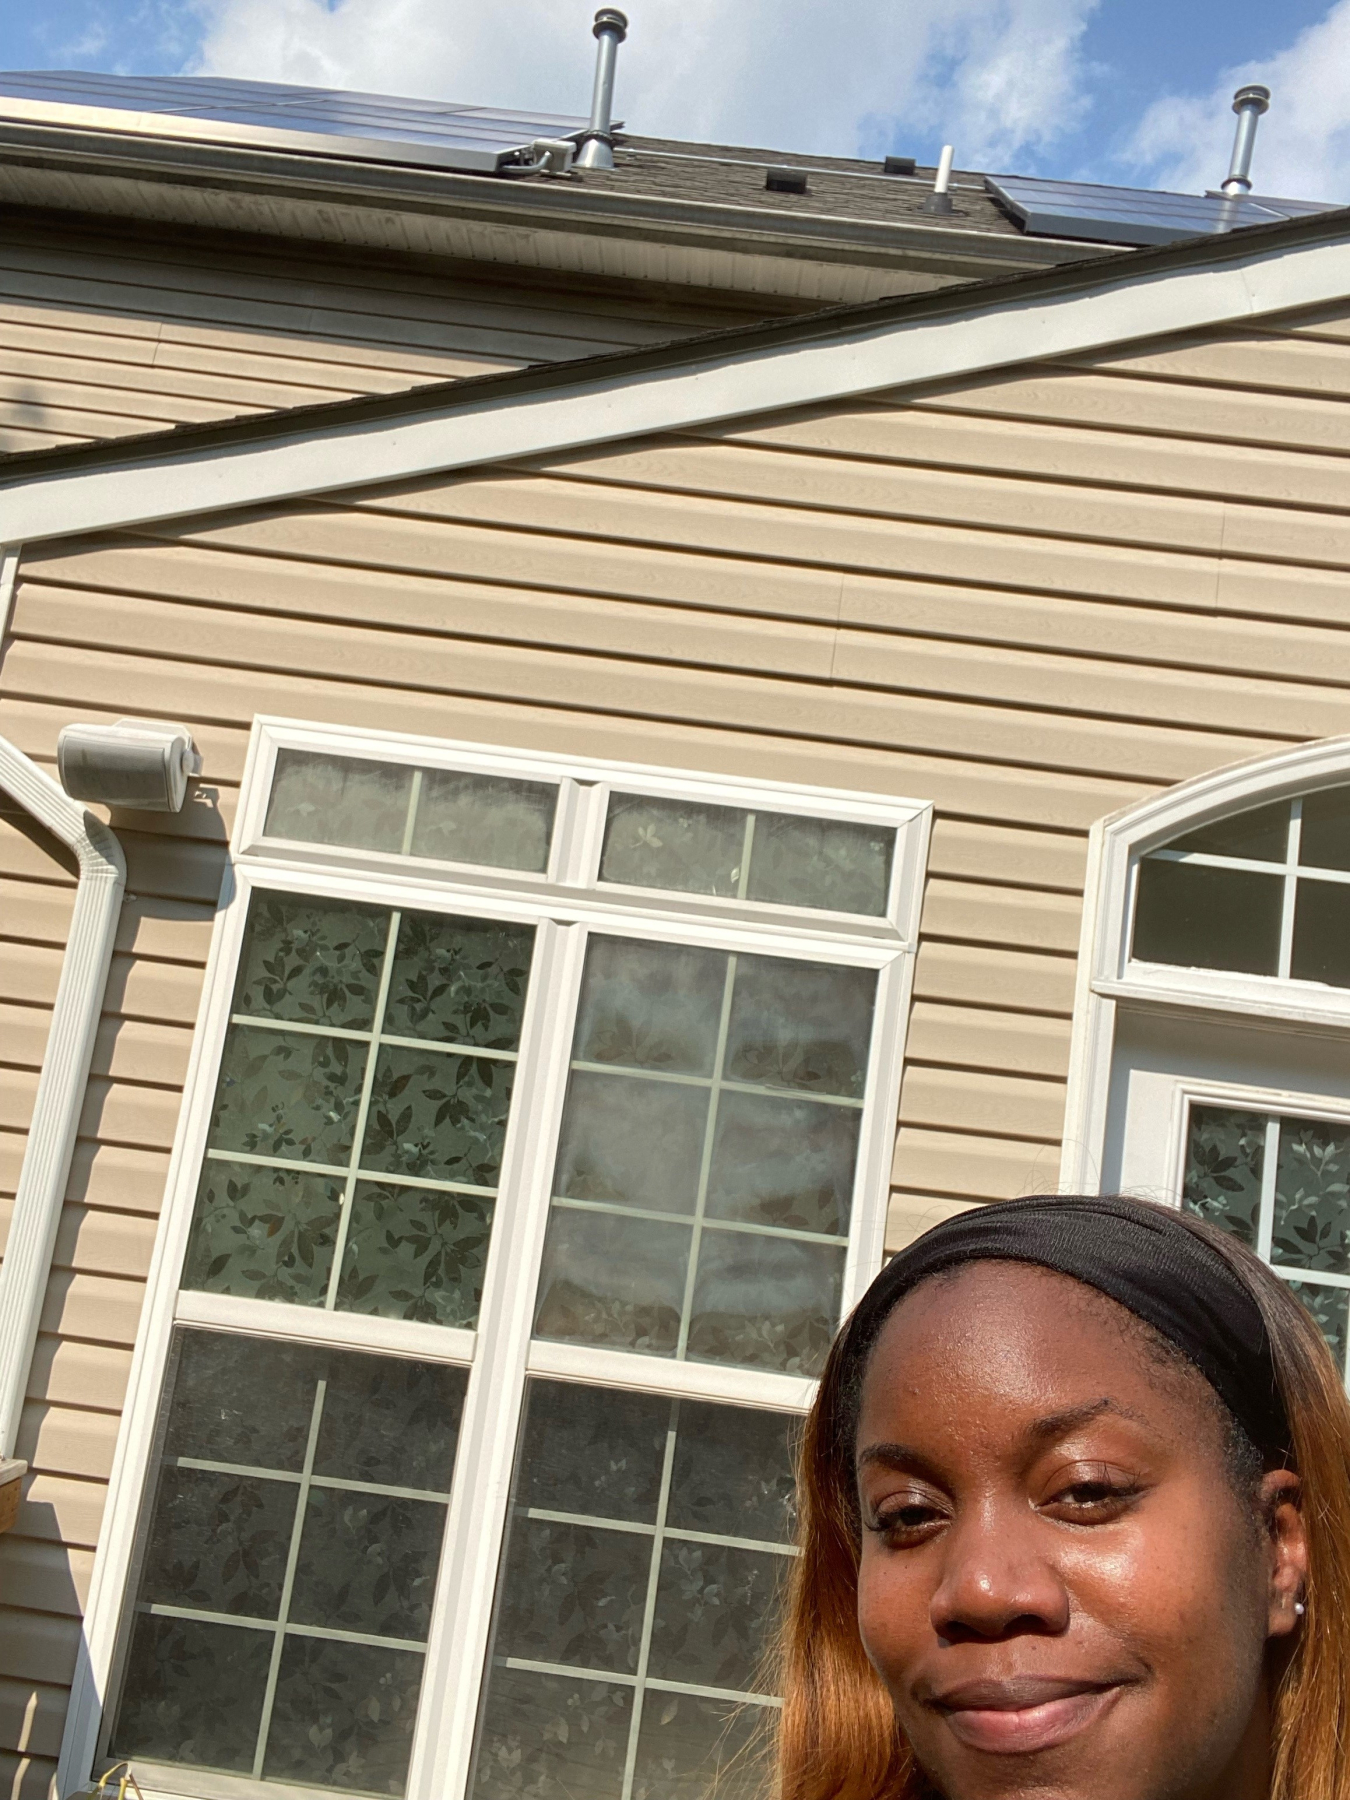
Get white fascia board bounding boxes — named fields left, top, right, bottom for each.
left=4, top=230, right=1350, bottom=546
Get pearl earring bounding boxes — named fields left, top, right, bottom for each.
left=1294, top=1600, right=1307, bottom=1618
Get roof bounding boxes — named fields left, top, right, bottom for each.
left=3, top=198, right=1348, bottom=549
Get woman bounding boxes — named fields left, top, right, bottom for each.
left=780, top=1196, right=1350, bottom=1800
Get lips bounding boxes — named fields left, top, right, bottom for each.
left=931, top=1678, right=1123, bottom=1756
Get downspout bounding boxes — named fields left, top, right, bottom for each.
left=0, top=543, right=126, bottom=1461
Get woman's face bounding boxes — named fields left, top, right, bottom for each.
left=854, top=1262, right=1306, bottom=1800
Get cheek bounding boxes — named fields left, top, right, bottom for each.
left=855, top=1542, right=931, bottom=1682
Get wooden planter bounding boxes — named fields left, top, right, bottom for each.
left=0, top=1459, right=25, bottom=1534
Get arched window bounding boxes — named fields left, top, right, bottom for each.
left=1065, top=737, right=1350, bottom=1386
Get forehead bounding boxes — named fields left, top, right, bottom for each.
left=857, top=1260, right=1214, bottom=1445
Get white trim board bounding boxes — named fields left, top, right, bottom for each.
left=3, top=226, right=1350, bottom=547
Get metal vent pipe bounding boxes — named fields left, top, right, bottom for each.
left=1221, top=84, right=1270, bottom=196
left=575, top=8, right=628, bottom=170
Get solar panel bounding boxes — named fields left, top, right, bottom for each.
left=986, top=173, right=1339, bottom=247
left=0, top=69, right=592, bottom=175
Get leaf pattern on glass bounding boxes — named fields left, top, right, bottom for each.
left=339, top=1182, right=494, bottom=1328
left=233, top=894, right=387, bottom=1030
left=534, top=1210, right=688, bottom=1356
left=291, top=1490, right=446, bottom=1642
left=705, top=1092, right=858, bottom=1236
left=141, top=1470, right=296, bottom=1619
left=210, top=1026, right=367, bottom=1166
left=1182, top=1106, right=1265, bottom=1248
left=514, top=1382, right=667, bottom=1524
left=648, top=1543, right=787, bottom=1694
left=553, top=1072, right=708, bottom=1216
left=313, top=1353, right=466, bottom=1494
left=182, top=1161, right=342, bottom=1305
left=687, top=1234, right=844, bottom=1376
left=496, top=1520, right=650, bottom=1674
left=573, top=939, right=725, bottom=1076
left=384, top=914, right=534, bottom=1049
left=1285, top=1279, right=1349, bottom=1374
left=163, top=1331, right=321, bottom=1472
left=110, top=1614, right=273, bottom=1772
left=745, top=811, right=893, bottom=917
left=362, top=1046, right=514, bottom=1186
left=409, top=769, right=556, bottom=873
left=1274, top=1119, right=1350, bottom=1275
left=470, top=1670, right=631, bottom=1800
left=599, top=795, right=746, bottom=898
left=264, top=1636, right=424, bottom=1794
left=725, top=956, right=875, bottom=1099
left=631, top=1693, right=772, bottom=1800
left=667, top=1405, right=797, bottom=1546
left=265, top=750, right=413, bottom=854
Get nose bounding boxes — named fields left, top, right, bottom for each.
left=929, top=1502, right=1071, bottom=1643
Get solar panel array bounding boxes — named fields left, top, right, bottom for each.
left=986, top=173, right=1339, bottom=247
left=0, top=70, right=591, bottom=174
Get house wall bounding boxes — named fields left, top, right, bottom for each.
left=5, top=289, right=1350, bottom=1795
left=0, top=209, right=804, bottom=454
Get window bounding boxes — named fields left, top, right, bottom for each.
left=1064, top=741, right=1350, bottom=1389
left=67, top=720, right=928, bottom=1800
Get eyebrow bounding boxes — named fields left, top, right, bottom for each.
left=856, top=1397, right=1150, bottom=1476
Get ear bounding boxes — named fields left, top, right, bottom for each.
left=1261, top=1469, right=1308, bottom=1641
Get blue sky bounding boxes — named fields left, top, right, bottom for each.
left=2, top=0, right=1348, bottom=200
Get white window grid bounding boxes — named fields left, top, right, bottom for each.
left=1167, top=1080, right=1350, bottom=1386
left=60, top=719, right=929, bottom=1800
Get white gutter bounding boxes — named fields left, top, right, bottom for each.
left=0, top=545, right=126, bottom=1459
left=2, top=225, right=1349, bottom=549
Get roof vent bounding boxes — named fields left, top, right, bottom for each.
left=1221, top=84, right=1270, bottom=197
left=766, top=165, right=808, bottom=194
left=575, top=8, right=628, bottom=170
left=923, top=144, right=955, bottom=214
left=883, top=155, right=916, bottom=176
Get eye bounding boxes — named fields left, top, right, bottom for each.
left=1039, top=1466, right=1142, bottom=1522
left=866, top=1494, right=949, bottom=1544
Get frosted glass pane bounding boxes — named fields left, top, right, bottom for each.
left=471, top=1382, right=793, bottom=1800
left=1182, top=1105, right=1265, bottom=1249
left=383, top=914, right=534, bottom=1047
left=182, top=1160, right=343, bottom=1305
left=409, top=768, right=555, bottom=871
left=726, top=955, right=875, bottom=1099
left=1273, top=1117, right=1350, bottom=1275
left=554, top=1071, right=709, bottom=1215
left=600, top=794, right=746, bottom=896
left=339, top=1182, right=494, bottom=1327
left=1298, top=786, right=1350, bottom=872
left=210, top=1026, right=368, bottom=1166
left=266, top=750, right=413, bottom=853
left=233, top=893, right=387, bottom=1030
left=1286, top=1279, right=1349, bottom=1374
left=1132, top=859, right=1282, bottom=975
left=705, top=1091, right=859, bottom=1235
left=535, top=1208, right=689, bottom=1355
left=687, top=1230, right=844, bottom=1376
left=113, top=1332, right=465, bottom=1793
left=631, top=1694, right=769, bottom=1800
left=745, top=811, right=893, bottom=915
left=362, top=1045, right=515, bottom=1186
left=573, top=937, right=725, bottom=1075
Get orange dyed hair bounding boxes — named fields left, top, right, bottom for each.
left=776, top=1205, right=1350, bottom=1800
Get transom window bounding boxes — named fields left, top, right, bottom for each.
left=1132, top=785, right=1350, bottom=986
left=74, top=720, right=927, bottom=1800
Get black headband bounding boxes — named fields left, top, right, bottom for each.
left=840, top=1196, right=1290, bottom=1461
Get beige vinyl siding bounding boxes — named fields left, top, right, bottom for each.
left=0, top=212, right=803, bottom=454
left=6, top=286, right=1350, bottom=1784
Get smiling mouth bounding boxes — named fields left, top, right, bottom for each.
left=935, top=1683, right=1123, bottom=1756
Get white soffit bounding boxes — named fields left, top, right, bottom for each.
left=3, top=226, right=1350, bottom=547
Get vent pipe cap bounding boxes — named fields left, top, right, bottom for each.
left=1222, top=84, right=1271, bottom=196
left=576, top=8, right=628, bottom=169
left=57, top=718, right=201, bottom=812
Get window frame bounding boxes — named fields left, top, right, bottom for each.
left=1062, top=734, right=1350, bottom=1195
left=61, top=717, right=931, bottom=1800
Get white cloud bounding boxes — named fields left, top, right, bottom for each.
left=189, top=0, right=1100, bottom=168
left=1122, top=0, right=1350, bottom=202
